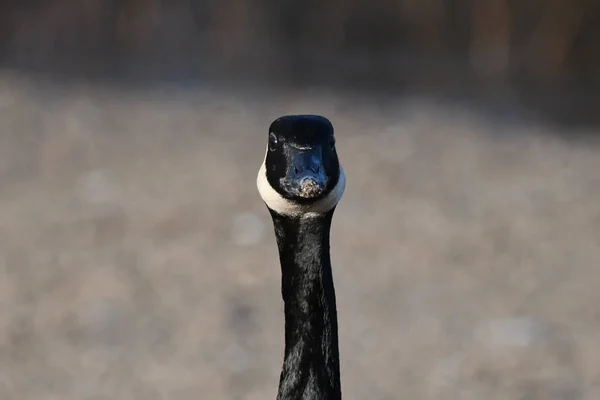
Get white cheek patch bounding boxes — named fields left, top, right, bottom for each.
left=256, top=145, right=346, bottom=216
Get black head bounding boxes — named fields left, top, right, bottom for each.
left=264, top=115, right=340, bottom=205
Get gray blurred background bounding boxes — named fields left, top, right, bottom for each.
left=0, top=1, right=599, bottom=399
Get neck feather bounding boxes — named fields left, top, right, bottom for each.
left=269, top=209, right=342, bottom=400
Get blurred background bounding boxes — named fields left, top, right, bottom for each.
left=0, top=1, right=599, bottom=399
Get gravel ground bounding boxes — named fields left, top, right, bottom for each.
left=0, top=74, right=599, bottom=400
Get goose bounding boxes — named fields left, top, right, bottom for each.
left=257, top=115, right=346, bottom=400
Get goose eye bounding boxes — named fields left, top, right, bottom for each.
left=269, top=133, right=278, bottom=151
left=329, top=137, right=336, bottom=149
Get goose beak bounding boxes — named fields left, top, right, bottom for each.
left=286, top=147, right=326, bottom=199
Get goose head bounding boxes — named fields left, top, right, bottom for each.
left=257, top=115, right=346, bottom=215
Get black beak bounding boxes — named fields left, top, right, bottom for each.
left=285, top=146, right=326, bottom=199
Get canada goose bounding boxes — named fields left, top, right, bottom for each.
left=257, top=115, right=346, bottom=400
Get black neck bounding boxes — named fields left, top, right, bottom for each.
left=269, top=209, right=341, bottom=400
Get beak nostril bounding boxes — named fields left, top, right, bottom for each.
left=294, top=167, right=298, bottom=174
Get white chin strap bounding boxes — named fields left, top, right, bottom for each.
left=256, top=146, right=346, bottom=216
